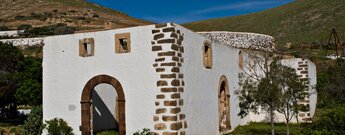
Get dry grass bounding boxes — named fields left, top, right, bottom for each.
left=0, top=0, right=151, bottom=31
left=184, top=0, right=345, bottom=46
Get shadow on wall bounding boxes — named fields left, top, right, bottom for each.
left=92, top=85, right=119, bottom=132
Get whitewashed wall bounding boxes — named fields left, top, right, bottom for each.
left=178, top=25, right=251, bottom=135
left=43, top=25, right=159, bottom=135
left=43, top=24, right=317, bottom=135
left=281, top=58, right=317, bottom=121
left=178, top=25, right=317, bottom=134
left=235, top=53, right=317, bottom=124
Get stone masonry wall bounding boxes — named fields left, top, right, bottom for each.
left=296, top=59, right=312, bottom=122
left=0, top=38, right=44, bottom=46
left=198, top=31, right=276, bottom=51
left=151, top=23, right=187, bottom=135
left=0, top=30, right=22, bottom=37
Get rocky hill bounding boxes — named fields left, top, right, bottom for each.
left=0, top=0, right=151, bottom=31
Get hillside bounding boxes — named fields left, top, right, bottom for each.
left=0, top=0, right=151, bottom=31
left=184, top=0, right=345, bottom=45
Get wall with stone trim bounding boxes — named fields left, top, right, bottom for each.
left=281, top=58, right=317, bottom=122
left=43, top=24, right=317, bottom=135
left=238, top=51, right=317, bottom=124
left=43, top=25, right=159, bottom=135
left=178, top=26, right=251, bottom=134
left=198, top=31, right=276, bottom=51
left=150, top=23, right=187, bottom=135
left=0, top=38, right=44, bottom=46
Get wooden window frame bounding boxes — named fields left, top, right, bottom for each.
left=79, top=38, right=95, bottom=57
left=239, top=51, right=244, bottom=69
left=115, top=33, right=131, bottom=53
left=203, top=41, right=212, bottom=69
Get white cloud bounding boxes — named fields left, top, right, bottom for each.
left=191, top=0, right=290, bottom=15
left=142, top=0, right=293, bottom=23
left=142, top=15, right=207, bottom=24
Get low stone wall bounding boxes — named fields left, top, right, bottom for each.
left=0, top=30, right=23, bottom=37
left=198, top=31, right=276, bottom=51
left=0, top=38, right=44, bottom=46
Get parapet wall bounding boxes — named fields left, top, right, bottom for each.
left=198, top=31, right=276, bottom=51
left=0, top=30, right=24, bottom=37
left=0, top=38, right=44, bottom=46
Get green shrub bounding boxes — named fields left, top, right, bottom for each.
left=29, top=12, right=52, bottom=21
left=18, top=24, right=76, bottom=37
left=306, top=107, right=345, bottom=134
left=230, top=122, right=306, bottom=135
left=92, top=14, right=100, bottom=18
left=96, top=130, right=118, bottom=135
left=44, top=118, right=73, bottom=135
left=22, top=105, right=43, bottom=135
left=0, top=25, right=9, bottom=31
left=17, top=24, right=32, bottom=31
left=15, top=15, right=26, bottom=20
left=133, top=128, right=150, bottom=135
left=9, top=127, right=17, bottom=133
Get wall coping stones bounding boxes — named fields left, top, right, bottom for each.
left=198, top=31, right=276, bottom=52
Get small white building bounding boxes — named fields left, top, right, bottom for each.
left=42, top=23, right=317, bottom=135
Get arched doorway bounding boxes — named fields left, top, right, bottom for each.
left=218, top=76, right=231, bottom=132
left=81, top=75, right=126, bottom=135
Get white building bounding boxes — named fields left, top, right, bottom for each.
left=42, top=23, right=317, bottom=135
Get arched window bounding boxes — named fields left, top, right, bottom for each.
left=218, top=76, right=231, bottom=132
left=203, top=41, right=212, bottom=69
left=239, top=51, right=244, bottom=69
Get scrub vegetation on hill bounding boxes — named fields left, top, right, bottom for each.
left=1, top=0, right=345, bottom=134
left=184, top=0, right=345, bottom=46
left=0, top=0, right=151, bottom=31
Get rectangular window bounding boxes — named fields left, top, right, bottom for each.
left=83, top=43, right=92, bottom=55
left=115, top=33, right=131, bottom=53
left=79, top=38, right=95, bottom=57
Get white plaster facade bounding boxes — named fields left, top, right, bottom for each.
left=42, top=23, right=317, bottom=135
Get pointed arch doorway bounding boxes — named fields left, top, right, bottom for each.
left=80, top=75, right=126, bottom=135
left=218, top=76, right=231, bottom=132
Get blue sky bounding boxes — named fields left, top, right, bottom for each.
left=88, top=0, right=294, bottom=24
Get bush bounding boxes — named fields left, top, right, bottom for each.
left=44, top=118, right=73, bottom=135
left=96, top=130, right=118, bottom=135
left=306, top=107, right=345, bottom=134
left=317, top=59, right=345, bottom=108
left=9, top=127, right=17, bottom=133
left=19, top=24, right=76, bottom=37
left=30, top=12, right=52, bottom=21
left=22, top=106, right=43, bottom=135
left=17, top=24, right=32, bottom=31
left=92, top=14, right=100, bottom=18
left=15, top=15, right=26, bottom=20
left=0, top=25, right=9, bottom=31
left=15, top=57, right=42, bottom=106
left=133, top=128, right=150, bottom=135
